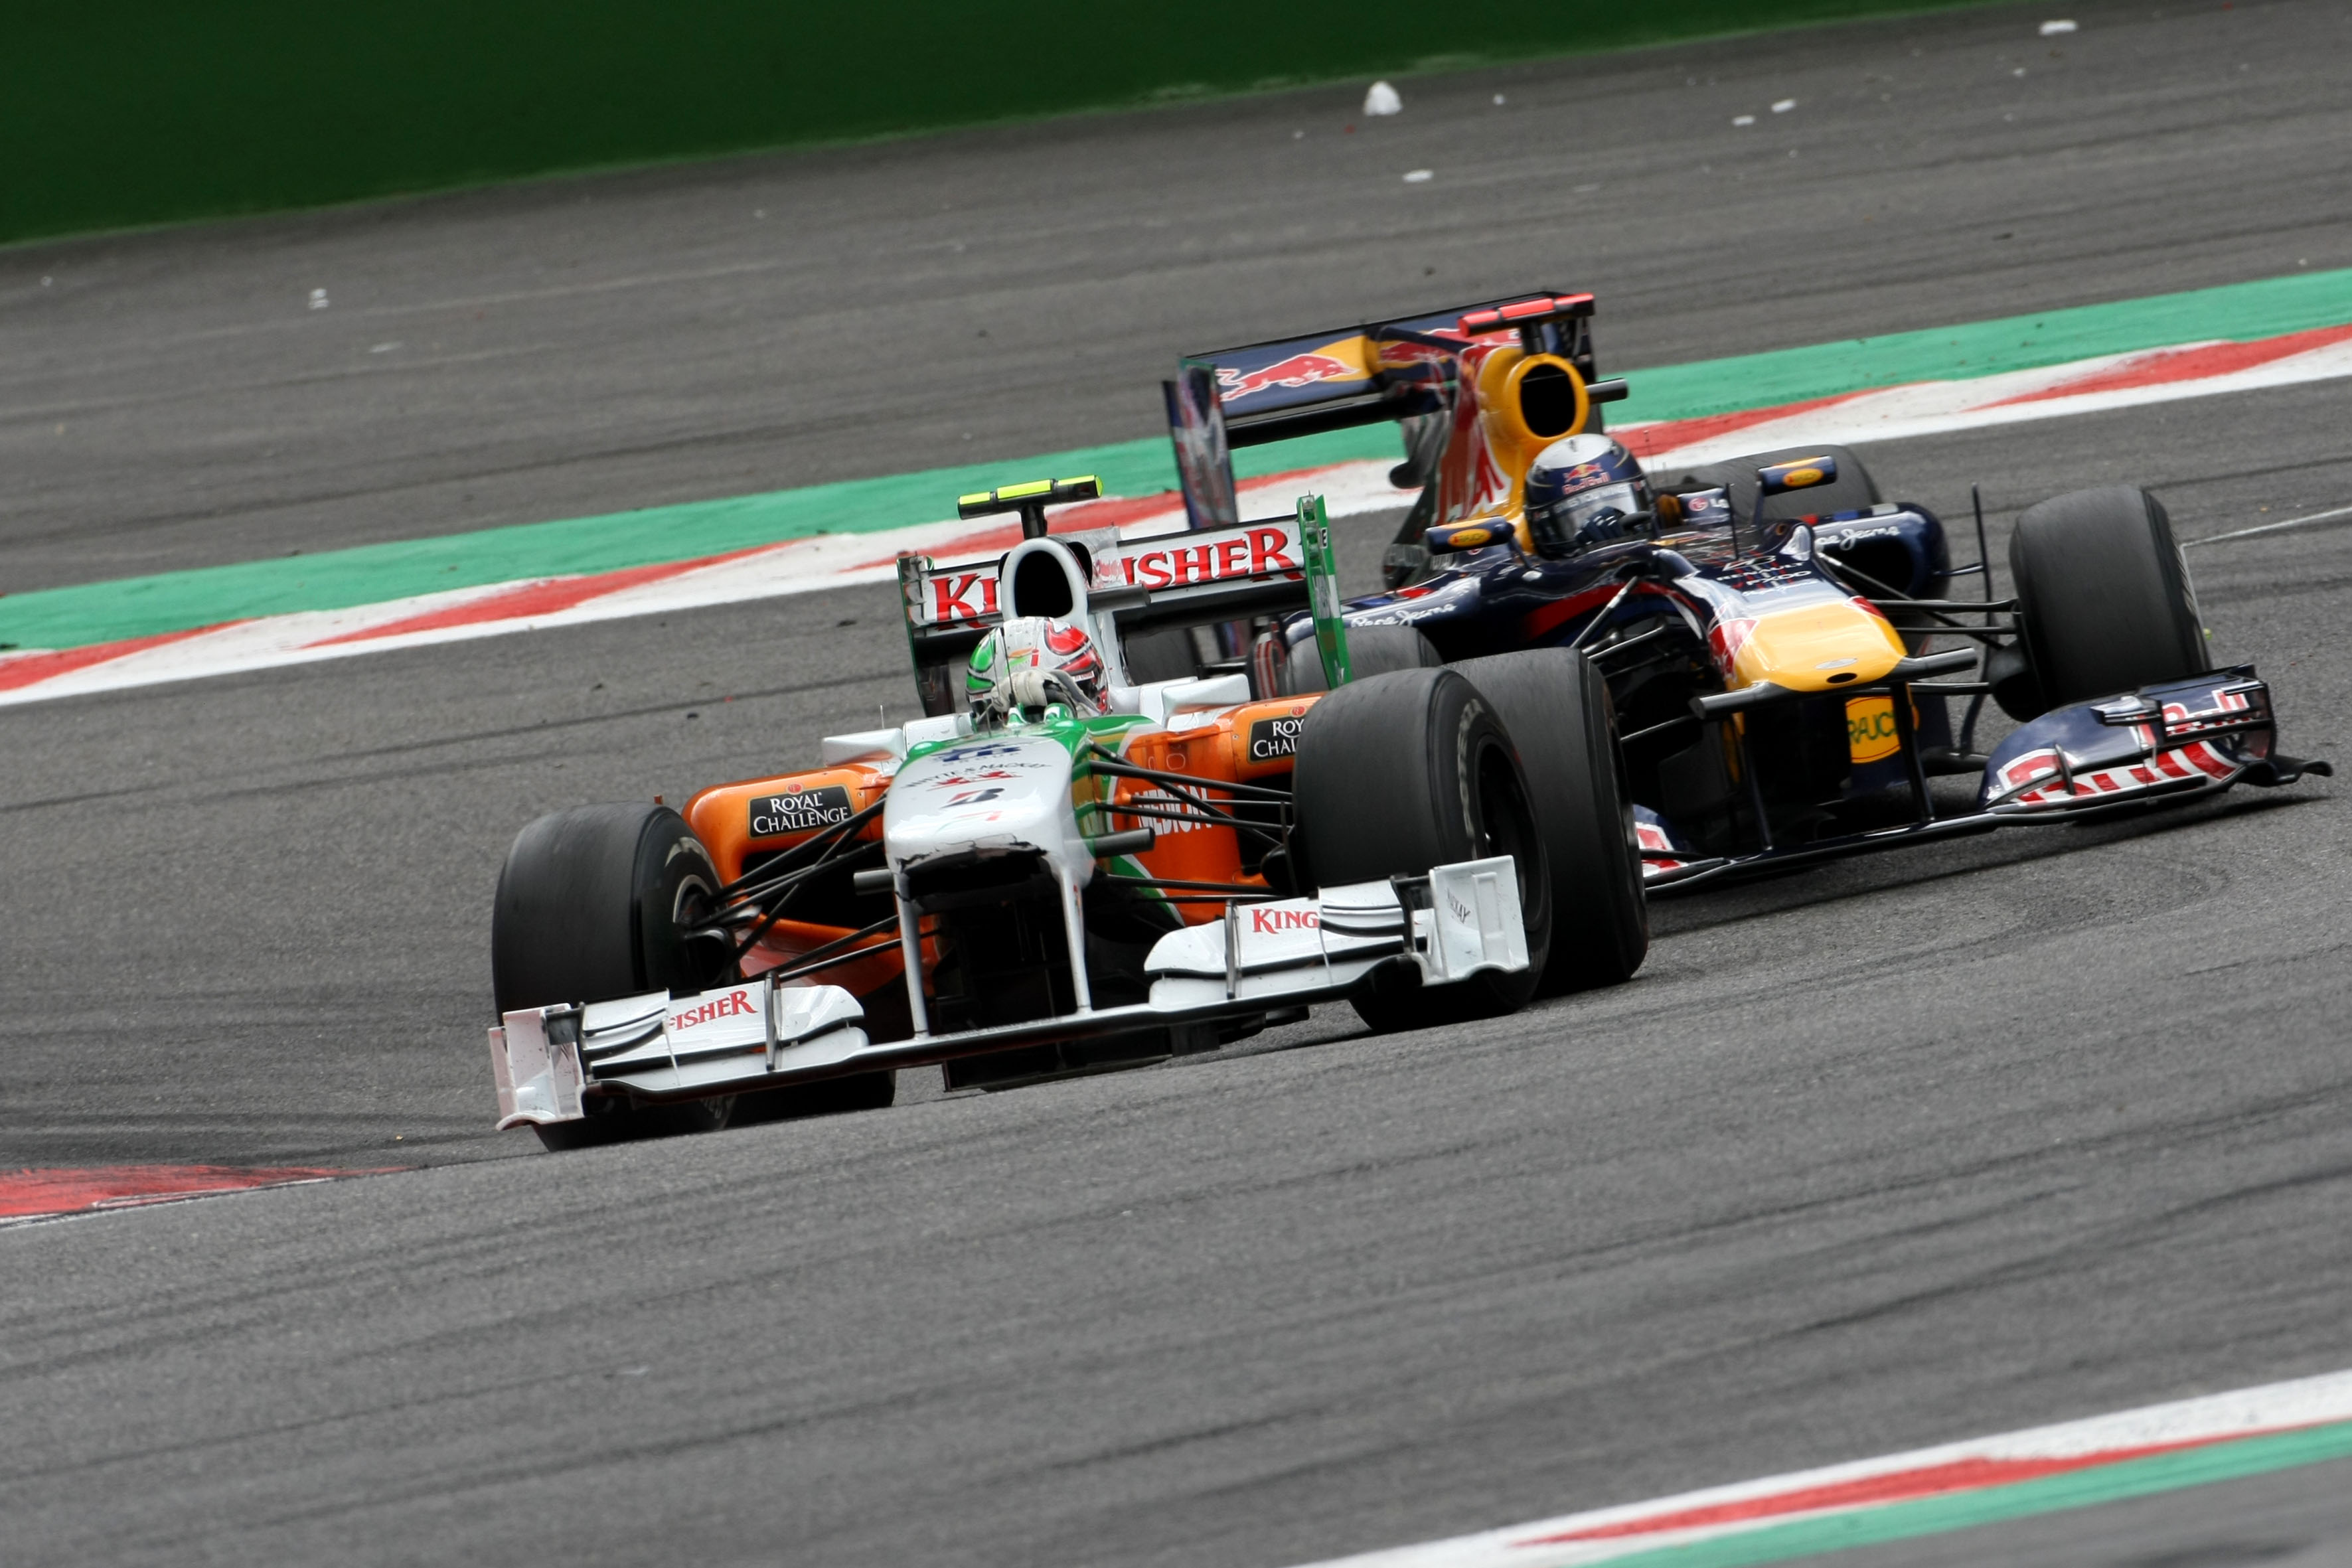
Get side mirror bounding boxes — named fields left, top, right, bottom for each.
left=1423, top=519, right=1508, bottom=555
left=1663, top=486, right=1732, bottom=530
left=1756, top=455, right=1838, bottom=497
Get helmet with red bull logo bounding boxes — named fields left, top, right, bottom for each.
left=967, top=615, right=1109, bottom=720
left=1524, top=434, right=1654, bottom=558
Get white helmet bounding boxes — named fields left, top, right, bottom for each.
left=966, top=615, right=1109, bottom=720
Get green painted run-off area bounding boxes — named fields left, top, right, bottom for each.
left=1601, top=1419, right=2352, bottom=1567
left=8, top=266, right=2352, bottom=655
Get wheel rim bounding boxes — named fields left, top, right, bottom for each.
left=1471, top=738, right=1545, bottom=933
left=670, top=871, right=733, bottom=992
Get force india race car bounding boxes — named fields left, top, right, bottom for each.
left=487, top=477, right=1646, bottom=1148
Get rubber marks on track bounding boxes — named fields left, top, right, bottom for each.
left=0, top=1165, right=389, bottom=1227
left=1292, top=1369, right=2352, bottom=1567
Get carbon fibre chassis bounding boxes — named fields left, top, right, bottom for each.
left=489, top=858, right=1529, bottom=1124
left=1636, top=663, right=2319, bottom=895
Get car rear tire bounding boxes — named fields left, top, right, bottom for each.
left=1293, top=667, right=1552, bottom=1032
left=1278, top=623, right=1443, bottom=696
left=492, top=803, right=750, bottom=1150
left=2007, top=485, right=2209, bottom=716
left=1454, top=649, right=1647, bottom=993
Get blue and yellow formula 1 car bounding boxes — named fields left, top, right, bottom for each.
left=1167, top=291, right=2330, bottom=890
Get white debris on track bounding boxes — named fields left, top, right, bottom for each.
left=308, top=288, right=329, bottom=310
left=1772, top=98, right=1797, bottom=112
left=1364, top=80, right=1402, bottom=116
left=2041, top=18, right=2078, bottom=34
left=1402, top=169, right=1433, bottom=183
left=1733, top=114, right=1756, bottom=125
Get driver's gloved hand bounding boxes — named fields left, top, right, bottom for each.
left=1575, top=507, right=1631, bottom=546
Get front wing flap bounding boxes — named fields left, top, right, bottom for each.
left=1980, top=667, right=2306, bottom=815
left=1637, top=666, right=2323, bottom=896
left=487, top=857, right=1526, bottom=1128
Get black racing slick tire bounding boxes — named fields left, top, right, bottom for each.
left=491, top=803, right=740, bottom=1150
left=1278, top=624, right=1443, bottom=696
left=1454, top=649, right=1647, bottom=994
left=2008, top=485, right=2209, bottom=717
left=1293, top=667, right=1552, bottom=1033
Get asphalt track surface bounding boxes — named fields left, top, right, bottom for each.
left=5, top=3, right=2352, bottom=1564
left=7, top=0, right=2352, bottom=592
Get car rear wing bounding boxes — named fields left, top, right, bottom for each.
left=1188, top=290, right=1608, bottom=450
left=897, top=512, right=1315, bottom=715
left=1175, top=291, right=1628, bottom=565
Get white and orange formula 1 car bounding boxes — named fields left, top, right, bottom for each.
left=485, top=478, right=1647, bottom=1149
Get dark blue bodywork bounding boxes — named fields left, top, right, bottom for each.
left=1271, top=494, right=2311, bottom=888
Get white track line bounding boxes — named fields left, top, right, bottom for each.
left=0, top=461, right=1403, bottom=706
left=1627, top=335, right=2352, bottom=471
left=9, top=333, right=2352, bottom=709
left=2185, top=501, right=2352, bottom=546
left=1293, top=1369, right=2352, bottom=1568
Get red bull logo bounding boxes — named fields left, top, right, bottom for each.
left=1708, top=617, right=1757, bottom=676
left=1216, top=353, right=1362, bottom=404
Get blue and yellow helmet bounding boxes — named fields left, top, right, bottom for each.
left=1524, top=434, right=1653, bottom=558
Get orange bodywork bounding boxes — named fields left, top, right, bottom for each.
left=684, top=764, right=904, bottom=995
left=1104, top=694, right=1319, bottom=924
left=674, top=692, right=1326, bottom=1020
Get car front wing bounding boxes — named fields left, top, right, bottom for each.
left=487, top=857, right=1526, bottom=1129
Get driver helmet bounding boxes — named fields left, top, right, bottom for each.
left=966, top=615, right=1109, bottom=718
left=1524, top=433, right=1654, bottom=558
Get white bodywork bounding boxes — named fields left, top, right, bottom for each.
left=489, top=522, right=1533, bottom=1131
left=1144, top=860, right=1528, bottom=1006
left=883, top=729, right=1100, bottom=1021
left=492, top=857, right=1526, bottom=1128
left=490, top=977, right=868, bottom=1130
left=886, top=734, right=1094, bottom=886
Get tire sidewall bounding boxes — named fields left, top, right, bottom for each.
left=1294, top=668, right=1551, bottom=1027
left=2011, top=485, right=2209, bottom=710
left=633, top=815, right=729, bottom=998
left=1452, top=649, right=1648, bottom=993
left=493, top=803, right=731, bottom=1014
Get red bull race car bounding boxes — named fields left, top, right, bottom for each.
left=1174, top=291, right=2329, bottom=890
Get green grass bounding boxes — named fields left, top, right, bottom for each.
left=8, top=0, right=2005, bottom=245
